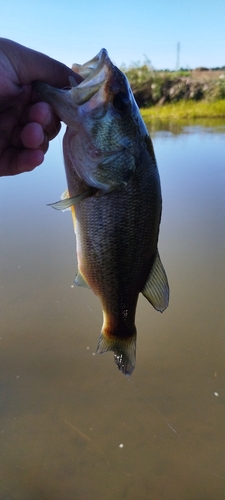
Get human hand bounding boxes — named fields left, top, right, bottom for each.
left=0, top=38, right=79, bottom=176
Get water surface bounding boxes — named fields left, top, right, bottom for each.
left=0, top=121, right=225, bottom=499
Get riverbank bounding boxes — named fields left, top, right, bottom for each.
left=124, top=64, right=225, bottom=113
left=141, top=99, right=225, bottom=121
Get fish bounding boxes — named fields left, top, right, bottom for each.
left=33, top=49, right=169, bottom=376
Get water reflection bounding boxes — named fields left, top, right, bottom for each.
left=0, top=122, right=225, bottom=499
left=145, top=116, right=225, bottom=136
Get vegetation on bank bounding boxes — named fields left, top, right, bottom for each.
left=140, top=100, right=225, bottom=120
left=122, top=63, right=225, bottom=117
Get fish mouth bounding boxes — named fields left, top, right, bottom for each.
left=72, top=48, right=109, bottom=82
left=64, top=49, right=113, bottom=106
left=33, top=48, right=131, bottom=124
left=69, top=48, right=131, bottom=109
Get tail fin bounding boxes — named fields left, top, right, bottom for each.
left=96, top=333, right=136, bottom=376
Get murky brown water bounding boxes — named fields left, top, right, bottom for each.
left=0, top=121, right=225, bottom=500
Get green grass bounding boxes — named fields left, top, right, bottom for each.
left=141, top=100, right=225, bottom=120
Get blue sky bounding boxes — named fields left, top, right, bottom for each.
left=2, top=0, right=225, bottom=70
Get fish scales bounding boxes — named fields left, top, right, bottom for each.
left=74, top=152, right=161, bottom=304
left=33, top=49, right=169, bottom=375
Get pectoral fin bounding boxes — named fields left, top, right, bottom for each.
left=47, top=189, right=91, bottom=211
left=142, top=250, right=169, bottom=312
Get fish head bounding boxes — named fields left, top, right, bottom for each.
left=34, top=49, right=147, bottom=193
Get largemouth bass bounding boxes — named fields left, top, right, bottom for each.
left=34, top=49, right=169, bottom=376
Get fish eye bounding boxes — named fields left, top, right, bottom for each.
left=113, top=91, right=130, bottom=113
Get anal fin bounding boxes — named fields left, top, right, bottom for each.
left=142, top=250, right=169, bottom=312
left=74, top=270, right=90, bottom=288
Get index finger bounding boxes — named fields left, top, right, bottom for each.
left=0, top=38, right=83, bottom=89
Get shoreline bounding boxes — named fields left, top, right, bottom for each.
left=140, top=100, right=225, bottom=121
